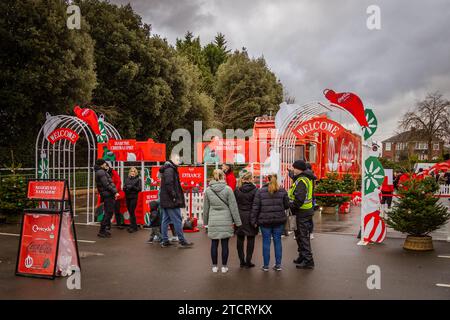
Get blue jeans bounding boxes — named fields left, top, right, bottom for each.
left=161, top=208, right=186, bottom=243
left=260, top=224, right=283, bottom=267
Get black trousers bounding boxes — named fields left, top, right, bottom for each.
left=100, top=196, right=115, bottom=233
left=108, top=199, right=122, bottom=227
left=211, top=238, right=229, bottom=266
left=126, top=197, right=138, bottom=229
left=236, top=235, right=255, bottom=265
left=294, top=215, right=314, bottom=263
left=381, top=191, right=393, bottom=208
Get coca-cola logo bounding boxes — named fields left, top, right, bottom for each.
left=339, top=138, right=355, bottom=170
left=27, top=241, right=53, bottom=254
left=32, top=224, right=55, bottom=233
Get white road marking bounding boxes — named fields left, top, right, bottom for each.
left=0, top=232, right=95, bottom=243
left=437, top=255, right=450, bottom=259
left=436, top=283, right=450, bottom=288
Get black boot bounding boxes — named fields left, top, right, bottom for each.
left=296, top=261, right=315, bottom=269
left=293, top=256, right=304, bottom=264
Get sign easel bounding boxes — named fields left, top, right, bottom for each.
left=15, top=179, right=81, bottom=279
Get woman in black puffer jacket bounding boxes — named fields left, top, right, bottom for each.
left=123, top=167, right=142, bottom=233
left=234, top=171, right=258, bottom=268
left=251, top=173, right=289, bottom=271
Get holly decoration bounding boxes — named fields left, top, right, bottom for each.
left=364, top=156, right=385, bottom=194
left=363, top=108, right=378, bottom=140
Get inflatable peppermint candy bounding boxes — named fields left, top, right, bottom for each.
left=363, top=211, right=387, bottom=243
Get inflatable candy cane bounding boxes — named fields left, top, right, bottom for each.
left=324, top=90, right=386, bottom=244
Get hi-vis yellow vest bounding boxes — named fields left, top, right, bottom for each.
left=288, top=176, right=313, bottom=210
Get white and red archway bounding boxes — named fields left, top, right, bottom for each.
left=35, top=110, right=122, bottom=224
left=272, top=90, right=386, bottom=245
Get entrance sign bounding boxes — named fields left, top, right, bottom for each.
left=16, top=180, right=80, bottom=279
left=151, top=166, right=204, bottom=187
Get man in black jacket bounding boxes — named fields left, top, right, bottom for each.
left=95, top=159, right=119, bottom=238
left=288, top=160, right=315, bottom=269
left=159, top=154, right=193, bottom=248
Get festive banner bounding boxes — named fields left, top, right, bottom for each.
left=360, top=105, right=386, bottom=244
left=197, top=138, right=248, bottom=164
left=135, top=190, right=159, bottom=225
left=98, top=139, right=165, bottom=162
left=27, top=181, right=67, bottom=201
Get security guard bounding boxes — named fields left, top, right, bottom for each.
left=288, top=160, right=315, bottom=269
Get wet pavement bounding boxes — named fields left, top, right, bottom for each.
left=1, top=222, right=450, bottom=299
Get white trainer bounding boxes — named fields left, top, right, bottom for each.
left=212, top=266, right=218, bottom=273
left=221, top=266, right=228, bottom=273
left=310, top=233, right=314, bottom=240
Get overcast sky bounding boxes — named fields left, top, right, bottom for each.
left=111, top=0, right=450, bottom=141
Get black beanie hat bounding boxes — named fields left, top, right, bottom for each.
left=96, top=159, right=106, bottom=166
left=293, top=160, right=307, bottom=171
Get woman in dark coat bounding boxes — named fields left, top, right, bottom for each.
left=234, top=171, right=258, bottom=268
left=123, top=167, right=141, bottom=233
left=251, top=173, right=290, bottom=272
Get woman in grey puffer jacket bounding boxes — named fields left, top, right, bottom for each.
left=203, top=169, right=242, bottom=273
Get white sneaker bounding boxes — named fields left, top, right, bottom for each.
left=310, top=233, right=314, bottom=240
left=212, top=266, right=218, bottom=273
left=221, top=266, right=228, bottom=273
left=170, top=236, right=179, bottom=242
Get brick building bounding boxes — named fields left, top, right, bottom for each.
left=382, top=129, right=445, bottom=162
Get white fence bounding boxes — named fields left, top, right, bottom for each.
left=182, top=191, right=205, bottom=226
left=439, top=184, right=450, bottom=195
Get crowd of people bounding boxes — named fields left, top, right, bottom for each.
left=94, top=156, right=317, bottom=273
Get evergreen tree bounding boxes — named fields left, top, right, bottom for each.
left=0, top=0, right=96, bottom=167
left=385, top=177, right=449, bottom=236
left=203, top=33, right=230, bottom=75
left=176, top=31, right=214, bottom=94
left=315, top=173, right=348, bottom=207
left=214, top=50, right=283, bottom=130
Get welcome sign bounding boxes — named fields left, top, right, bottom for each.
left=292, top=117, right=345, bottom=140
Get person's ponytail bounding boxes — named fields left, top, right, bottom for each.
left=268, top=174, right=279, bottom=194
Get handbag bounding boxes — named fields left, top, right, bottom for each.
left=285, top=209, right=297, bottom=231
left=183, top=217, right=194, bottom=230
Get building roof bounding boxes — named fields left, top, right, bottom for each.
left=382, top=129, right=444, bottom=143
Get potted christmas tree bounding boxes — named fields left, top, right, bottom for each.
left=315, top=173, right=348, bottom=214
left=385, top=177, right=449, bottom=251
